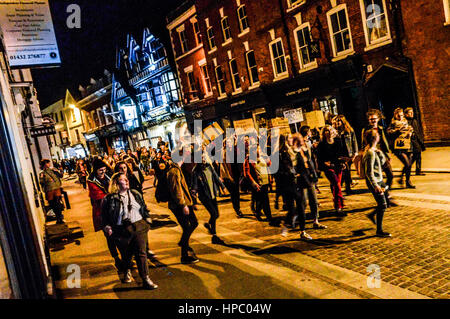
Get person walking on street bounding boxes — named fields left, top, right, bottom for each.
left=405, top=107, right=426, bottom=176
left=76, top=159, right=88, bottom=189
left=192, top=155, right=226, bottom=244
left=166, top=157, right=199, bottom=264
left=335, top=115, right=359, bottom=195
left=102, top=172, right=158, bottom=289
left=363, top=129, right=392, bottom=237
left=317, top=125, right=346, bottom=216
left=39, top=159, right=65, bottom=224
left=361, top=109, right=394, bottom=189
left=387, top=108, right=415, bottom=188
left=87, top=158, right=122, bottom=271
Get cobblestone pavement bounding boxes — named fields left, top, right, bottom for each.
left=142, top=172, right=449, bottom=299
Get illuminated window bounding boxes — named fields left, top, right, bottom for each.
left=359, top=0, right=391, bottom=48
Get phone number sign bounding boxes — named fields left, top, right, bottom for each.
left=0, top=0, right=61, bottom=68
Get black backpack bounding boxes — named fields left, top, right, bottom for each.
left=155, top=163, right=171, bottom=203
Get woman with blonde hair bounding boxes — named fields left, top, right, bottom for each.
left=387, top=107, right=415, bottom=188
left=102, top=172, right=158, bottom=290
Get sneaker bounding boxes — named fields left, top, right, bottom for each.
left=300, top=231, right=313, bottom=240
left=147, top=250, right=157, bottom=259
left=281, top=227, right=288, bottom=237
left=142, top=276, right=158, bottom=290
left=181, top=255, right=199, bottom=264
left=313, top=222, right=327, bottom=229
left=405, top=182, right=416, bottom=189
left=121, top=269, right=133, bottom=283
left=336, top=209, right=347, bottom=217
left=376, top=231, right=392, bottom=238
left=366, top=213, right=376, bottom=225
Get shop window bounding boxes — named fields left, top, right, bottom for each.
left=221, top=17, right=232, bottom=42
left=294, top=23, right=318, bottom=70
left=207, top=27, right=216, bottom=51
left=178, top=29, right=188, bottom=53
left=186, top=71, right=198, bottom=100
left=229, top=59, right=241, bottom=92
left=327, top=4, right=354, bottom=57
left=359, top=0, right=391, bottom=49
left=269, top=39, right=288, bottom=79
left=193, top=20, right=202, bottom=45
left=237, top=5, right=249, bottom=34
left=319, top=98, right=338, bottom=115
left=246, top=50, right=259, bottom=86
left=200, top=64, right=212, bottom=96
left=215, top=65, right=226, bottom=97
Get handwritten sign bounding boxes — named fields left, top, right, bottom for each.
left=283, top=108, right=304, bottom=124
left=233, top=118, right=256, bottom=136
left=305, top=110, right=325, bottom=129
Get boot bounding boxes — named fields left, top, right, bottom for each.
left=375, top=209, right=391, bottom=237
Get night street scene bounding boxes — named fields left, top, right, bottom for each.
left=0, top=0, right=449, bottom=308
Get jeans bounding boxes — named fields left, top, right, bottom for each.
left=223, top=179, right=240, bottom=213
left=253, top=184, right=272, bottom=221
left=395, top=151, right=413, bottom=182
left=113, top=220, right=149, bottom=279
left=170, top=205, right=199, bottom=256
left=284, top=189, right=306, bottom=231
left=198, top=194, right=219, bottom=235
left=366, top=181, right=390, bottom=233
left=324, top=168, right=344, bottom=210
left=300, top=184, right=319, bottom=221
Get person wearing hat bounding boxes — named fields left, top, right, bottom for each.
left=87, top=157, right=122, bottom=270
left=39, top=159, right=65, bottom=224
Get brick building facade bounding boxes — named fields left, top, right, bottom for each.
left=167, top=0, right=448, bottom=144
left=401, top=0, right=450, bottom=144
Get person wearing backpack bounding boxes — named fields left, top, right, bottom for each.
left=165, top=157, right=199, bottom=264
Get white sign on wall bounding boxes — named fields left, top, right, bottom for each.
left=0, top=0, right=61, bottom=68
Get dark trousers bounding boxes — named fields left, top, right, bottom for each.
left=411, top=151, right=422, bottom=174
left=284, top=189, right=306, bottom=231
left=382, top=159, right=394, bottom=188
left=324, top=168, right=344, bottom=210
left=223, top=179, right=240, bottom=213
left=49, top=196, right=64, bottom=222
left=253, top=184, right=272, bottom=221
left=198, top=194, right=219, bottom=235
left=300, top=184, right=319, bottom=221
left=342, top=161, right=353, bottom=192
left=106, top=235, right=120, bottom=259
left=79, top=176, right=87, bottom=189
left=395, top=151, right=413, bottom=182
left=170, top=205, right=198, bottom=256
left=113, top=221, right=149, bottom=279
left=366, top=181, right=390, bottom=233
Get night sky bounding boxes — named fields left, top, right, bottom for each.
left=32, top=0, right=184, bottom=108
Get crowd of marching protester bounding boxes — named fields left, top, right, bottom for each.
left=38, top=107, right=425, bottom=290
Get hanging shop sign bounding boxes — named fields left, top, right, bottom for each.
left=29, top=125, right=55, bottom=137
left=308, top=41, right=321, bottom=59
left=0, top=0, right=61, bottom=68
left=283, top=108, right=304, bottom=124
left=305, top=110, right=325, bottom=129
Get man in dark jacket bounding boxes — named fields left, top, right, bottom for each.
left=361, top=109, right=394, bottom=188
left=192, top=156, right=226, bottom=244
left=405, top=108, right=426, bottom=175
left=166, top=158, right=199, bottom=264
left=39, top=159, right=65, bottom=224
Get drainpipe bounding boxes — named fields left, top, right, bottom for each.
left=277, top=0, right=297, bottom=76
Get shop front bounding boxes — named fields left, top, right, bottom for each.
left=65, top=143, right=88, bottom=158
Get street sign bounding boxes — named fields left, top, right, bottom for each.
left=30, top=126, right=56, bottom=138
left=0, top=0, right=61, bottom=68
left=283, top=108, right=304, bottom=124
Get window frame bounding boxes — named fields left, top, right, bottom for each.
left=237, top=5, right=249, bottom=34
left=245, top=50, right=260, bottom=86
left=207, top=27, right=217, bottom=51
left=268, top=38, right=289, bottom=80
left=287, top=0, right=306, bottom=10
left=199, top=63, right=212, bottom=96
left=326, top=4, right=354, bottom=58
left=214, top=65, right=227, bottom=98
left=228, top=58, right=242, bottom=93
left=293, top=22, right=318, bottom=71
left=444, top=0, right=450, bottom=25
left=186, top=71, right=198, bottom=100
left=221, top=16, right=232, bottom=43
left=359, top=0, right=392, bottom=50
left=192, top=20, right=202, bottom=45
left=178, top=29, right=188, bottom=53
